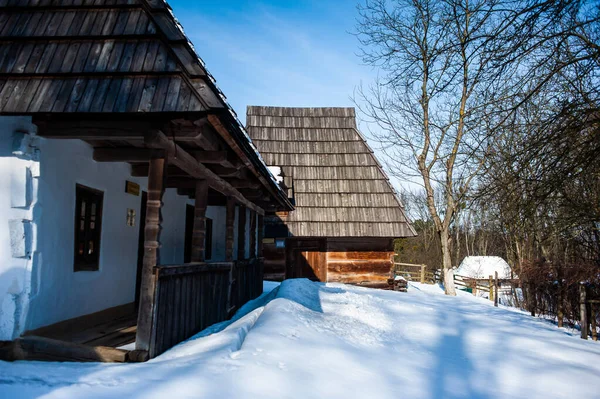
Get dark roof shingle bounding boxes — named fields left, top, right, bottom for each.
left=247, top=105, right=416, bottom=238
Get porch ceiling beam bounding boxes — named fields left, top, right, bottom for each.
left=164, top=118, right=220, bottom=151
left=37, top=120, right=219, bottom=152
left=228, top=179, right=261, bottom=189
left=193, top=151, right=243, bottom=169
left=166, top=177, right=260, bottom=190
left=35, top=120, right=151, bottom=140
left=93, top=148, right=165, bottom=162
left=144, top=130, right=264, bottom=215
left=131, top=165, right=187, bottom=177
left=207, top=165, right=246, bottom=178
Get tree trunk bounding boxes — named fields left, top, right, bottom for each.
left=440, top=229, right=456, bottom=296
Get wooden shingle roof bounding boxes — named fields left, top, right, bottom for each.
left=247, top=106, right=416, bottom=237
left=0, top=0, right=222, bottom=113
left=0, top=1, right=294, bottom=211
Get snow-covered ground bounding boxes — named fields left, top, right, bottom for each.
left=1, top=279, right=599, bottom=399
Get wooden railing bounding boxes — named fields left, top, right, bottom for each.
left=149, top=258, right=264, bottom=358
left=393, top=262, right=435, bottom=284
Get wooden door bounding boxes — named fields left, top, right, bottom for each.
left=286, top=238, right=327, bottom=281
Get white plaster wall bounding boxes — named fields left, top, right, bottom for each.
left=25, top=138, right=198, bottom=332
left=0, top=116, right=37, bottom=340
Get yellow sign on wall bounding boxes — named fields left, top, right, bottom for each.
left=125, top=181, right=140, bottom=196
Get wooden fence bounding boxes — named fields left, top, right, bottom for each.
left=149, top=258, right=264, bottom=358
left=393, top=263, right=435, bottom=284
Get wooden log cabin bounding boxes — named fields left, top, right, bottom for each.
left=0, top=1, right=293, bottom=361
left=246, top=106, right=416, bottom=287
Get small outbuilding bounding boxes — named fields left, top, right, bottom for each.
left=247, top=106, right=416, bottom=287
left=456, top=256, right=512, bottom=280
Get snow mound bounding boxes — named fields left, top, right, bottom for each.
left=456, top=256, right=512, bottom=279
left=1, top=279, right=599, bottom=399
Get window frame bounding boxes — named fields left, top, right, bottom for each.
left=74, top=184, right=104, bottom=272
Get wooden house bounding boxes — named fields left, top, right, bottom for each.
left=246, top=106, right=416, bottom=287
left=0, top=1, right=293, bottom=362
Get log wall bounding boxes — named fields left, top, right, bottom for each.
left=262, top=237, right=395, bottom=286
left=327, top=251, right=394, bottom=287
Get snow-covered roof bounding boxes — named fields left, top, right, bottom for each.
left=455, top=256, right=512, bottom=279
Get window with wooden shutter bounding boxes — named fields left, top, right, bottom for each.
left=74, top=184, right=104, bottom=272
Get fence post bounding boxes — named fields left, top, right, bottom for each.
left=591, top=302, right=598, bottom=342
left=529, top=282, right=536, bottom=317
left=420, top=265, right=425, bottom=284
left=489, top=275, right=494, bottom=302
left=580, top=284, right=588, bottom=340
left=557, top=284, right=564, bottom=328
left=494, top=271, right=499, bottom=307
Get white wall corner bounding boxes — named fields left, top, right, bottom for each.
left=8, top=219, right=31, bottom=259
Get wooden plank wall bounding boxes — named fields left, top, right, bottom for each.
left=327, top=251, right=394, bottom=287
left=326, top=238, right=393, bottom=287
left=150, top=259, right=263, bottom=358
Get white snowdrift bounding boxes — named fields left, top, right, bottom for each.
left=1, top=279, right=599, bottom=399
left=456, top=256, right=512, bottom=279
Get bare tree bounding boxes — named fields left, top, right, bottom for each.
left=355, top=0, right=514, bottom=294
left=355, top=0, right=598, bottom=295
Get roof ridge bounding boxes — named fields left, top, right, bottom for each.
left=247, top=105, right=356, bottom=118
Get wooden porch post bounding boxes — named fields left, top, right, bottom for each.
left=135, top=157, right=167, bottom=356
left=225, top=197, right=235, bottom=261
left=257, top=214, right=264, bottom=257
left=225, top=197, right=236, bottom=314
left=237, top=205, right=247, bottom=260
left=249, top=210, right=256, bottom=258
left=190, top=180, right=208, bottom=262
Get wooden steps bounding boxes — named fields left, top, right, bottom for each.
left=0, top=336, right=130, bottom=363
left=0, top=304, right=140, bottom=363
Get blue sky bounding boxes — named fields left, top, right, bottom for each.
left=169, top=0, right=373, bottom=124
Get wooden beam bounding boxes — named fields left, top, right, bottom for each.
left=225, top=198, right=235, bottom=261
left=190, top=180, right=208, bottom=262
left=144, top=130, right=264, bottom=215
left=208, top=165, right=245, bottom=178
left=242, top=192, right=270, bottom=201
left=36, top=120, right=151, bottom=140
left=237, top=205, right=247, bottom=260
left=194, top=151, right=242, bottom=169
left=229, top=179, right=261, bottom=189
left=131, top=165, right=187, bottom=177
left=164, top=119, right=220, bottom=151
left=1, top=336, right=129, bottom=363
left=249, top=210, right=256, bottom=258
left=194, top=151, right=227, bottom=164
left=93, top=148, right=164, bottom=162
left=136, top=157, right=167, bottom=355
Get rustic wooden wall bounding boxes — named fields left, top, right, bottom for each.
left=261, top=237, right=394, bottom=286
left=326, top=238, right=394, bottom=287
left=327, top=251, right=394, bottom=287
